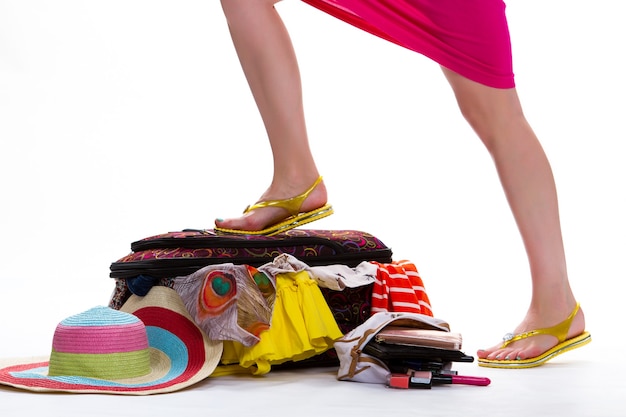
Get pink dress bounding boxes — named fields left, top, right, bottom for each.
left=301, top=0, right=515, bottom=88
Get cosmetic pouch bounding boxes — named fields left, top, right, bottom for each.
left=334, top=312, right=455, bottom=384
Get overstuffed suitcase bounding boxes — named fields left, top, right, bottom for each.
left=108, top=228, right=394, bottom=368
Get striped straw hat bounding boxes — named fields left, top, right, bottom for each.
left=0, top=286, right=222, bottom=395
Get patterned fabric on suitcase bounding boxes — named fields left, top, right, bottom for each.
left=110, top=229, right=393, bottom=279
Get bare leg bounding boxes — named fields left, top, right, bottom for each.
left=218, top=0, right=585, bottom=361
left=215, top=0, right=327, bottom=231
left=442, top=68, right=585, bottom=361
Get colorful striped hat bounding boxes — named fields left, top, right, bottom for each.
left=0, top=286, right=223, bottom=395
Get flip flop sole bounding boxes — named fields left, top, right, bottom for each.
left=215, top=204, right=334, bottom=236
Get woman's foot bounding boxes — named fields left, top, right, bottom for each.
left=214, top=176, right=329, bottom=233
left=477, top=302, right=586, bottom=363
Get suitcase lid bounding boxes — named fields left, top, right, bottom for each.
left=110, top=229, right=393, bottom=279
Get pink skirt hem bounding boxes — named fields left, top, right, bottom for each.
left=301, top=0, right=515, bottom=89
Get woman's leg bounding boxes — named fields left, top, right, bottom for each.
left=442, top=68, right=585, bottom=361
left=215, top=0, right=327, bottom=231
left=218, top=0, right=585, bottom=361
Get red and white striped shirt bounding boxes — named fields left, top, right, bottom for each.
left=370, top=260, right=433, bottom=316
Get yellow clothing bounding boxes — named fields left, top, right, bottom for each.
left=215, top=270, right=343, bottom=376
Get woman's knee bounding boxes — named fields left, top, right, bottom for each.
left=443, top=68, right=526, bottom=150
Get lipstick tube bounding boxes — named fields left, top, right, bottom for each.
left=387, top=371, right=491, bottom=389
left=431, top=374, right=491, bottom=386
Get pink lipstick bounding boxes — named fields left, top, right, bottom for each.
left=387, top=371, right=491, bottom=389
left=431, top=374, right=491, bottom=386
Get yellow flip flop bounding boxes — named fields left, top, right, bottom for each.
left=478, top=303, right=591, bottom=369
left=215, top=176, right=334, bottom=237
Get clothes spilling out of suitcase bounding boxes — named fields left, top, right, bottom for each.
left=108, top=228, right=490, bottom=389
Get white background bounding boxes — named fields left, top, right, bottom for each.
left=0, top=1, right=624, bottom=415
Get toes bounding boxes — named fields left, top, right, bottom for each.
left=479, top=340, right=552, bottom=362
left=476, top=343, right=503, bottom=359
left=503, top=348, right=523, bottom=361
left=215, top=210, right=270, bottom=231
left=514, top=344, right=545, bottom=361
left=491, top=349, right=507, bottom=360
left=216, top=205, right=292, bottom=232
left=477, top=348, right=501, bottom=360
left=214, top=217, right=249, bottom=230
left=214, top=217, right=236, bottom=229
left=478, top=346, right=523, bottom=361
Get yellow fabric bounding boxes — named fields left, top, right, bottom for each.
left=215, top=271, right=343, bottom=376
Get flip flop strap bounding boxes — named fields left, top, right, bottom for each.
left=501, top=303, right=580, bottom=348
left=244, top=176, right=323, bottom=216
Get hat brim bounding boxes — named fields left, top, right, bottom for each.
left=0, top=287, right=222, bottom=395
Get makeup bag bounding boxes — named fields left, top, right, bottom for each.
left=334, top=312, right=472, bottom=384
